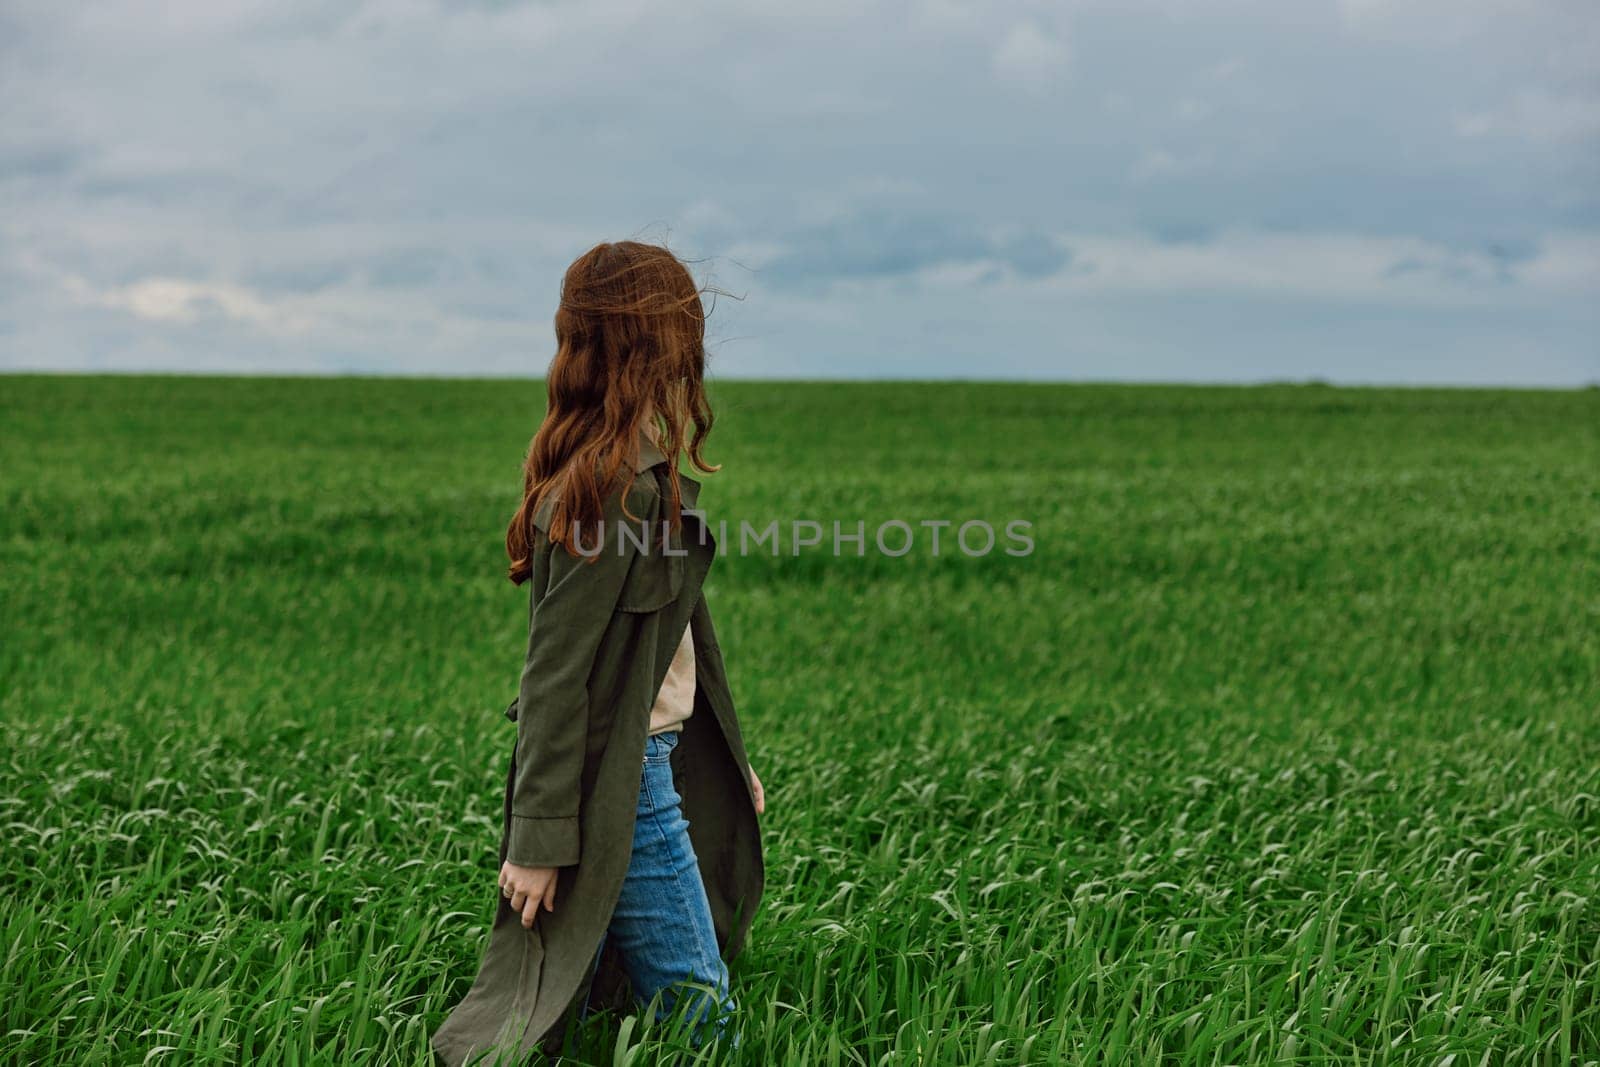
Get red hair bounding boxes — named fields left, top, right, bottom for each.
left=505, top=241, right=720, bottom=583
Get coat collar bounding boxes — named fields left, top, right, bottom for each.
left=634, top=428, right=701, bottom=511
left=532, top=429, right=697, bottom=531
left=633, top=429, right=669, bottom=474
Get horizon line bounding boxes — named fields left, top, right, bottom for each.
left=2, top=368, right=1597, bottom=394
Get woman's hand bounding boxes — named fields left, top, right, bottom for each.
left=499, top=861, right=559, bottom=929
left=750, top=766, right=766, bottom=815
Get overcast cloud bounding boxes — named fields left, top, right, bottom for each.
left=2, top=0, right=1597, bottom=383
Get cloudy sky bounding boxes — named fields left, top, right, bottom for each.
left=3, top=0, right=1597, bottom=383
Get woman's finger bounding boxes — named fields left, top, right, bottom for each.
left=520, top=896, right=540, bottom=929
left=509, top=889, right=527, bottom=914
left=750, top=768, right=766, bottom=815
left=542, top=877, right=558, bottom=913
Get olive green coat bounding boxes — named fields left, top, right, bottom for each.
left=430, top=438, right=764, bottom=1065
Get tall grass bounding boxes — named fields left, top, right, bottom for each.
left=2, top=376, right=1596, bottom=1064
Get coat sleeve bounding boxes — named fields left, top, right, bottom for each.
left=506, top=500, right=641, bottom=868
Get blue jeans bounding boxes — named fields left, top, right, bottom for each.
left=581, top=730, right=736, bottom=1046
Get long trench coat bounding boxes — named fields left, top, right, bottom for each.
left=430, top=436, right=765, bottom=1065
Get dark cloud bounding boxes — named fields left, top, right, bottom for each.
left=0, top=142, right=86, bottom=180
left=1385, top=237, right=1545, bottom=285
left=760, top=210, right=1070, bottom=286
left=997, top=233, right=1071, bottom=278
left=1483, top=238, right=1540, bottom=267
left=761, top=211, right=986, bottom=282
left=245, top=261, right=355, bottom=295
left=437, top=0, right=558, bottom=10
left=368, top=247, right=453, bottom=289
left=1146, top=221, right=1216, bottom=247
left=1384, top=257, right=1487, bottom=284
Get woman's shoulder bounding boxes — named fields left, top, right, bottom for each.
left=531, top=468, right=662, bottom=534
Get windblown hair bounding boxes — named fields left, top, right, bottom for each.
left=506, top=241, right=720, bottom=583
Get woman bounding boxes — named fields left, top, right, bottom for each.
left=431, top=241, right=766, bottom=1064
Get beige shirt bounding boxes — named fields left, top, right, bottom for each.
left=638, top=417, right=696, bottom=736
left=648, top=622, right=696, bottom=735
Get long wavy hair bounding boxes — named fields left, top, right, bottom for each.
left=506, top=241, right=720, bottom=583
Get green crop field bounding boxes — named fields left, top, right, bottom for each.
left=2, top=375, right=1597, bottom=1065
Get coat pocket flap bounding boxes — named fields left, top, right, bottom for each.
left=615, top=547, right=683, bottom=613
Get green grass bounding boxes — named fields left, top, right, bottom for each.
left=2, top=374, right=1597, bottom=1065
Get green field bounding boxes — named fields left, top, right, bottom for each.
left=2, top=375, right=1597, bottom=1065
